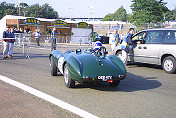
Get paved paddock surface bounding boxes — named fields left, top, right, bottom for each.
left=0, top=44, right=176, bottom=118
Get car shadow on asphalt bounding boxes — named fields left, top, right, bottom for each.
left=73, top=72, right=162, bottom=92
left=128, top=62, right=163, bottom=70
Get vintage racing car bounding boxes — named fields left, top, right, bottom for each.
left=49, top=46, right=126, bottom=88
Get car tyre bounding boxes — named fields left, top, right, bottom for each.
left=50, top=56, right=57, bottom=76
left=116, top=51, right=126, bottom=63
left=162, top=56, right=176, bottom=74
left=109, top=80, right=120, bottom=87
left=64, top=64, right=75, bottom=88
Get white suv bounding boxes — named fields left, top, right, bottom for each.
left=114, top=28, right=176, bottom=74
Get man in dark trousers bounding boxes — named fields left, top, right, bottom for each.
left=2, top=26, right=10, bottom=59
left=51, top=27, right=57, bottom=50
left=34, top=29, right=40, bottom=47
left=121, top=28, right=135, bottom=65
left=8, top=28, right=15, bottom=58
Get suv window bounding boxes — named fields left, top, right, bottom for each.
left=145, top=31, right=164, bottom=44
left=164, top=30, right=176, bottom=44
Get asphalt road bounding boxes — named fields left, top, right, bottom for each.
left=0, top=44, right=176, bottom=118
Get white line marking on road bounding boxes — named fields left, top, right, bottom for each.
left=0, top=75, right=99, bottom=118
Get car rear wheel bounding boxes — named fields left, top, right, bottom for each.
left=109, top=80, right=120, bottom=87
left=50, top=56, right=57, bottom=76
left=64, top=64, right=75, bottom=88
left=162, top=56, right=176, bottom=74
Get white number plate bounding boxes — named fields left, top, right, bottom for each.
left=97, top=76, right=112, bottom=81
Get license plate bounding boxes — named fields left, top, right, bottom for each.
left=97, top=76, right=112, bottom=81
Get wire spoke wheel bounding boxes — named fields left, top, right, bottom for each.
left=64, top=64, right=75, bottom=88
left=50, top=56, right=57, bottom=76
left=64, top=66, right=69, bottom=84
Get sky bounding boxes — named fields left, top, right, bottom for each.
left=1, top=0, right=176, bottom=18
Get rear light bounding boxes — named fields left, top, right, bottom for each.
left=108, top=79, right=113, bottom=83
left=83, top=76, right=89, bottom=80
left=119, top=75, right=125, bottom=79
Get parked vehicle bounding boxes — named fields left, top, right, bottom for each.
left=49, top=46, right=126, bottom=88
left=100, top=36, right=109, bottom=44
left=93, top=32, right=101, bottom=41
left=114, top=28, right=176, bottom=74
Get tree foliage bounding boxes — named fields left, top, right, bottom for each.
left=130, top=0, right=173, bottom=25
left=0, top=2, right=58, bottom=19
left=102, top=6, right=128, bottom=22
left=113, top=6, right=127, bottom=22
left=102, top=13, right=114, bottom=21
left=0, top=2, right=17, bottom=19
left=172, top=8, right=176, bottom=20
left=41, top=3, right=58, bottom=19
left=24, top=3, right=58, bottom=19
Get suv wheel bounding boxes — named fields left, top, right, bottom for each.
left=162, top=56, right=176, bottom=74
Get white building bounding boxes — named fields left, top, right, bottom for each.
left=169, top=20, right=176, bottom=26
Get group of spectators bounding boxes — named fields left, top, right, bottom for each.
left=2, top=26, right=17, bottom=59
left=2, top=25, right=134, bottom=65
left=110, top=28, right=135, bottom=65
left=34, top=27, right=57, bottom=50
left=1, top=26, right=57, bottom=59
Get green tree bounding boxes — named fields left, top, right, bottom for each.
left=41, top=3, right=58, bottom=19
left=102, top=6, right=127, bottom=21
left=130, top=0, right=171, bottom=25
left=19, top=3, right=28, bottom=16
left=0, top=2, right=17, bottom=19
left=102, top=13, right=114, bottom=21
left=25, top=3, right=58, bottom=19
left=127, top=13, right=132, bottom=22
left=0, top=2, right=58, bottom=19
left=25, top=4, right=42, bottom=18
left=164, top=10, right=174, bottom=21
left=172, top=8, right=176, bottom=20
left=113, top=6, right=127, bottom=22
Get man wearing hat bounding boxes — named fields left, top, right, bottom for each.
left=2, top=26, right=10, bottom=59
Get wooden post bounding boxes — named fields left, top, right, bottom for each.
left=17, top=19, right=19, bottom=29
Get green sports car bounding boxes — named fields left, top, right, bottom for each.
left=49, top=46, right=126, bottom=88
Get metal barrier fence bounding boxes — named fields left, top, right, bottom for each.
left=14, top=33, right=72, bottom=47
left=1, top=33, right=92, bottom=59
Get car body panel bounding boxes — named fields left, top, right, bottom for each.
left=50, top=48, right=126, bottom=83
left=114, top=28, right=176, bottom=66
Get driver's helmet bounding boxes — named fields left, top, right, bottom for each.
left=94, top=41, right=102, bottom=50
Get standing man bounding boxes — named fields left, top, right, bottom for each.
left=2, top=26, right=10, bottom=59
left=51, top=27, right=57, bottom=50
left=111, top=29, right=120, bottom=51
left=8, top=28, right=15, bottom=58
left=121, top=28, right=135, bottom=65
left=34, top=29, right=40, bottom=47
